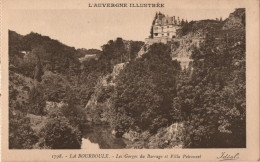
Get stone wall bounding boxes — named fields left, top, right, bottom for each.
left=145, top=37, right=171, bottom=45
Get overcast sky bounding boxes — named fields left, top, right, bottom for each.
left=8, top=8, right=235, bottom=49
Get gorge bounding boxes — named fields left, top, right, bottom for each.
left=9, top=8, right=246, bottom=149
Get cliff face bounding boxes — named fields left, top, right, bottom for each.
left=171, top=32, right=203, bottom=69
left=122, top=122, right=185, bottom=149
left=147, top=122, right=184, bottom=148
left=137, top=44, right=149, bottom=58
left=84, top=60, right=129, bottom=123
left=223, top=8, right=245, bottom=30
left=139, top=35, right=201, bottom=69
left=84, top=38, right=144, bottom=124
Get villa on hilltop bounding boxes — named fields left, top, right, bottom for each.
left=145, top=12, right=186, bottom=44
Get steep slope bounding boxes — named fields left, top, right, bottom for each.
left=83, top=8, right=246, bottom=149
left=84, top=62, right=127, bottom=123
left=8, top=31, right=93, bottom=149
left=9, top=71, right=34, bottom=109
left=139, top=19, right=224, bottom=69
left=174, top=8, right=246, bottom=148
left=223, top=8, right=245, bottom=30
left=83, top=38, right=143, bottom=123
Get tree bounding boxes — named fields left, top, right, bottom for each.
left=110, top=43, right=181, bottom=136
left=28, top=85, right=46, bottom=115
left=181, top=19, right=185, bottom=26
left=150, top=12, right=158, bottom=38
left=9, top=112, right=39, bottom=149
left=178, top=9, right=246, bottom=148
left=40, top=116, right=82, bottom=149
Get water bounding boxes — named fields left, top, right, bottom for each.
left=80, top=124, right=131, bottom=149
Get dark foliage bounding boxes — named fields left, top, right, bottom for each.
left=9, top=31, right=81, bottom=77
left=40, top=116, right=82, bottom=149
left=28, top=85, right=46, bottom=115
left=178, top=19, right=223, bottom=37
left=9, top=111, right=39, bottom=149
left=175, top=8, right=246, bottom=148
left=109, top=43, right=181, bottom=135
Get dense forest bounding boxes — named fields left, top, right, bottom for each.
left=9, top=8, right=245, bottom=149
left=9, top=31, right=144, bottom=148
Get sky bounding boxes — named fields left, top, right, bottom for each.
left=8, top=8, right=236, bottom=49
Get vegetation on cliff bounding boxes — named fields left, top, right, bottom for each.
left=85, top=8, right=246, bottom=148
left=9, top=30, right=144, bottom=149
left=110, top=43, right=181, bottom=135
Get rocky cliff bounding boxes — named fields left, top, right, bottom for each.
left=122, top=122, right=185, bottom=149
left=223, top=8, right=245, bottom=30
left=171, top=33, right=202, bottom=69
left=84, top=61, right=129, bottom=123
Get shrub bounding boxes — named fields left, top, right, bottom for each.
left=9, top=112, right=39, bottom=149
left=40, top=116, right=82, bottom=149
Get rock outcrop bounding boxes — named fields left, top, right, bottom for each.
left=222, top=8, right=245, bottom=30
left=148, top=122, right=184, bottom=148
left=111, top=62, right=128, bottom=80
left=170, top=32, right=203, bottom=69
left=137, top=44, right=150, bottom=58
left=85, top=61, right=128, bottom=123
left=121, top=122, right=185, bottom=148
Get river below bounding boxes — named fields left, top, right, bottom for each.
left=80, top=124, right=131, bottom=149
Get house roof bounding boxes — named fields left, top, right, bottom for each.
left=155, top=14, right=181, bottom=26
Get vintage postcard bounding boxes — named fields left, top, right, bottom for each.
left=1, top=0, right=259, bottom=161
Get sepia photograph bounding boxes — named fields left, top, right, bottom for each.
left=8, top=7, right=246, bottom=149
left=1, top=0, right=259, bottom=161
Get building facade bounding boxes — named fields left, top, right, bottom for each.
left=145, top=13, right=183, bottom=45
left=153, top=14, right=181, bottom=39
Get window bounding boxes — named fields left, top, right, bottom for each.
left=167, top=33, right=170, bottom=36
left=154, top=33, right=158, bottom=36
